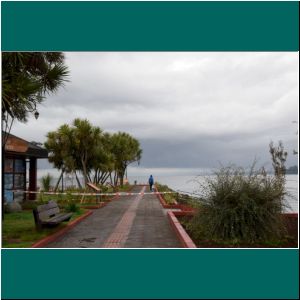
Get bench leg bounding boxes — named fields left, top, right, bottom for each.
left=33, top=209, right=43, bottom=231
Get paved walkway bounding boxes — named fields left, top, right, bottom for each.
left=46, top=185, right=182, bottom=248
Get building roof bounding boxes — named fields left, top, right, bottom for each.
left=3, top=132, right=48, bottom=158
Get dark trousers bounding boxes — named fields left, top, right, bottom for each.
left=149, top=184, right=153, bottom=191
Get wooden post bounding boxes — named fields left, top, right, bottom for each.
left=29, top=158, right=37, bottom=200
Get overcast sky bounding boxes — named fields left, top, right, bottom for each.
left=11, top=52, right=299, bottom=172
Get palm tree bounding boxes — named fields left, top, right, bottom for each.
left=2, top=52, right=69, bottom=144
left=45, top=124, right=79, bottom=190
left=110, top=132, right=142, bottom=186
left=91, top=133, right=115, bottom=185
left=72, top=119, right=103, bottom=186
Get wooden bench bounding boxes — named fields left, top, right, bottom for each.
left=81, top=182, right=102, bottom=203
left=33, top=200, right=73, bottom=230
left=87, top=182, right=101, bottom=192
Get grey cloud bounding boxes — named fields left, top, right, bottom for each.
left=139, top=135, right=298, bottom=169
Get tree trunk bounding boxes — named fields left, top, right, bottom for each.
left=95, top=169, right=101, bottom=184
left=101, top=173, right=110, bottom=185
left=113, top=171, right=118, bottom=186
left=81, top=156, right=88, bottom=187
left=93, top=170, right=97, bottom=184
left=55, top=169, right=64, bottom=191
left=75, top=171, right=82, bottom=189
left=119, top=170, right=125, bottom=187
left=87, top=172, right=91, bottom=183
left=98, top=172, right=107, bottom=185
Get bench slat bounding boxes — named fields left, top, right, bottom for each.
left=38, top=207, right=60, bottom=220
left=48, top=212, right=72, bottom=222
left=87, top=182, right=101, bottom=191
left=36, top=200, right=58, bottom=212
left=41, top=213, right=73, bottom=225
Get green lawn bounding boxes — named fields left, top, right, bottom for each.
left=2, top=209, right=86, bottom=248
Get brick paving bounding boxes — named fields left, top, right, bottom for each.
left=45, top=185, right=182, bottom=248
left=102, top=186, right=146, bottom=248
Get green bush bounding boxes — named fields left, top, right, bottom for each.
left=186, top=164, right=287, bottom=244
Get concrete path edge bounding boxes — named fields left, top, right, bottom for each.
left=167, top=211, right=197, bottom=248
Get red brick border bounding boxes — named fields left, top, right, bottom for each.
left=167, top=211, right=197, bottom=248
left=31, top=210, right=93, bottom=248
left=283, top=213, right=298, bottom=218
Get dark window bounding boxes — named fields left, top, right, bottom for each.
left=4, top=157, right=26, bottom=203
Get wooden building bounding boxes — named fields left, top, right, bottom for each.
left=3, top=133, right=48, bottom=202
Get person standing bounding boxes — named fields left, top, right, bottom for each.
left=148, top=175, right=154, bottom=192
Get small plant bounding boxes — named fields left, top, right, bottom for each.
left=65, top=202, right=79, bottom=213
left=38, top=192, right=45, bottom=202
left=62, top=192, right=79, bottom=212
left=41, top=173, right=53, bottom=192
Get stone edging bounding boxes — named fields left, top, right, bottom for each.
left=31, top=210, right=93, bottom=248
left=167, top=211, right=197, bottom=248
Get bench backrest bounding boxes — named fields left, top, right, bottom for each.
left=87, top=182, right=101, bottom=192
left=35, top=201, right=60, bottom=221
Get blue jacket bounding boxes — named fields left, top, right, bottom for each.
left=149, top=176, right=154, bottom=185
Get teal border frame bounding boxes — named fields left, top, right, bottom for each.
left=1, top=1, right=299, bottom=299
left=1, top=1, right=299, bottom=51
left=2, top=249, right=299, bottom=299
